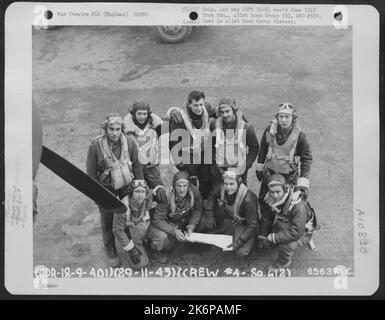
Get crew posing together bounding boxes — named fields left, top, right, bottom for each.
left=86, top=91, right=315, bottom=272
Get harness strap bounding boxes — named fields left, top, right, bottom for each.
left=266, top=120, right=301, bottom=163
left=219, top=183, right=248, bottom=220
left=98, top=134, right=131, bottom=164
left=215, top=113, right=247, bottom=173
left=97, top=134, right=133, bottom=189
left=174, top=105, right=211, bottom=157
left=167, top=186, right=195, bottom=218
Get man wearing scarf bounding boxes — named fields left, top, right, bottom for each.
left=147, top=171, right=203, bottom=259
left=211, top=97, right=259, bottom=186
left=259, top=174, right=316, bottom=269
left=166, top=91, right=217, bottom=199
left=256, top=102, right=312, bottom=202
left=113, top=180, right=155, bottom=269
left=86, top=113, right=144, bottom=268
left=200, top=170, right=259, bottom=257
left=123, top=101, right=167, bottom=203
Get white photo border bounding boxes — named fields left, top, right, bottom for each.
left=4, top=2, right=380, bottom=295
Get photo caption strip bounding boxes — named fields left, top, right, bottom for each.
left=31, top=4, right=346, bottom=27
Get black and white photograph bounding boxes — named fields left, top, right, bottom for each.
left=3, top=2, right=380, bottom=296
left=32, top=23, right=353, bottom=276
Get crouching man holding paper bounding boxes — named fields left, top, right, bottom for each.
left=199, top=170, right=259, bottom=257
left=146, top=171, right=203, bottom=262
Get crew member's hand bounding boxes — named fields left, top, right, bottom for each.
left=257, top=237, right=272, bottom=253
left=184, top=225, right=195, bottom=237
left=155, top=187, right=167, bottom=203
left=232, top=216, right=245, bottom=227
left=256, top=170, right=264, bottom=182
left=170, top=109, right=183, bottom=124
left=294, top=186, right=308, bottom=200
left=128, top=246, right=142, bottom=265
left=227, top=238, right=245, bottom=251
left=174, top=229, right=187, bottom=242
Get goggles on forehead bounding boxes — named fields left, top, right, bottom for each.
left=268, top=180, right=285, bottom=188
left=131, top=180, right=148, bottom=189
left=222, top=170, right=238, bottom=182
left=277, top=103, right=295, bottom=115
left=218, top=105, right=233, bottom=112
left=107, top=117, right=123, bottom=126
left=278, top=103, right=293, bottom=108
left=175, top=179, right=189, bottom=185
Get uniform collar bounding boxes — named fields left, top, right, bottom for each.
left=225, top=189, right=238, bottom=204
left=223, top=115, right=238, bottom=129
left=277, top=121, right=294, bottom=137
left=133, top=117, right=149, bottom=130
left=271, top=188, right=291, bottom=213
left=187, top=105, right=203, bottom=120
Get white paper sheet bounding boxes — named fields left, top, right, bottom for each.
left=186, top=232, right=233, bottom=251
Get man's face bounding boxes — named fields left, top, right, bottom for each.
left=189, top=98, right=205, bottom=116
left=223, top=179, right=238, bottom=195
left=277, top=113, right=293, bottom=129
left=269, top=185, right=285, bottom=202
left=219, top=105, right=235, bottom=123
left=106, top=124, right=122, bottom=143
left=135, top=110, right=148, bottom=124
left=175, top=182, right=189, bottom=198
left=132, top=187, right=147, bottom=204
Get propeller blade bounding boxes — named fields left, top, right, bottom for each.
left=40, top=146, right=127, bottom=213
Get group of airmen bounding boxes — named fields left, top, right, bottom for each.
left=86, top=91, right=316, bottom=272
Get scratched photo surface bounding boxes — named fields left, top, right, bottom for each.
left=32, top=26, right=353, bottom=276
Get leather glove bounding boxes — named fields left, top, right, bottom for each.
left=257, top=237, right=272, bottom=253
left=294, top=186, right=308, bottom=200
left=173, top=228, right=187, bottom=242
left=170, top=109, right=184, bottom=124
left=128, top=246, right=142, bottom=265
left=184, top=224, right=195, bottom=237
left=231, top=219, right=239, bottom=227
left=227, top=238, right=245, bottom=251
left=232, top=216, right=245, bottom=227
left=256, top=170, right=264, bottom=182
left=155, top=187, right=167, bottom=203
